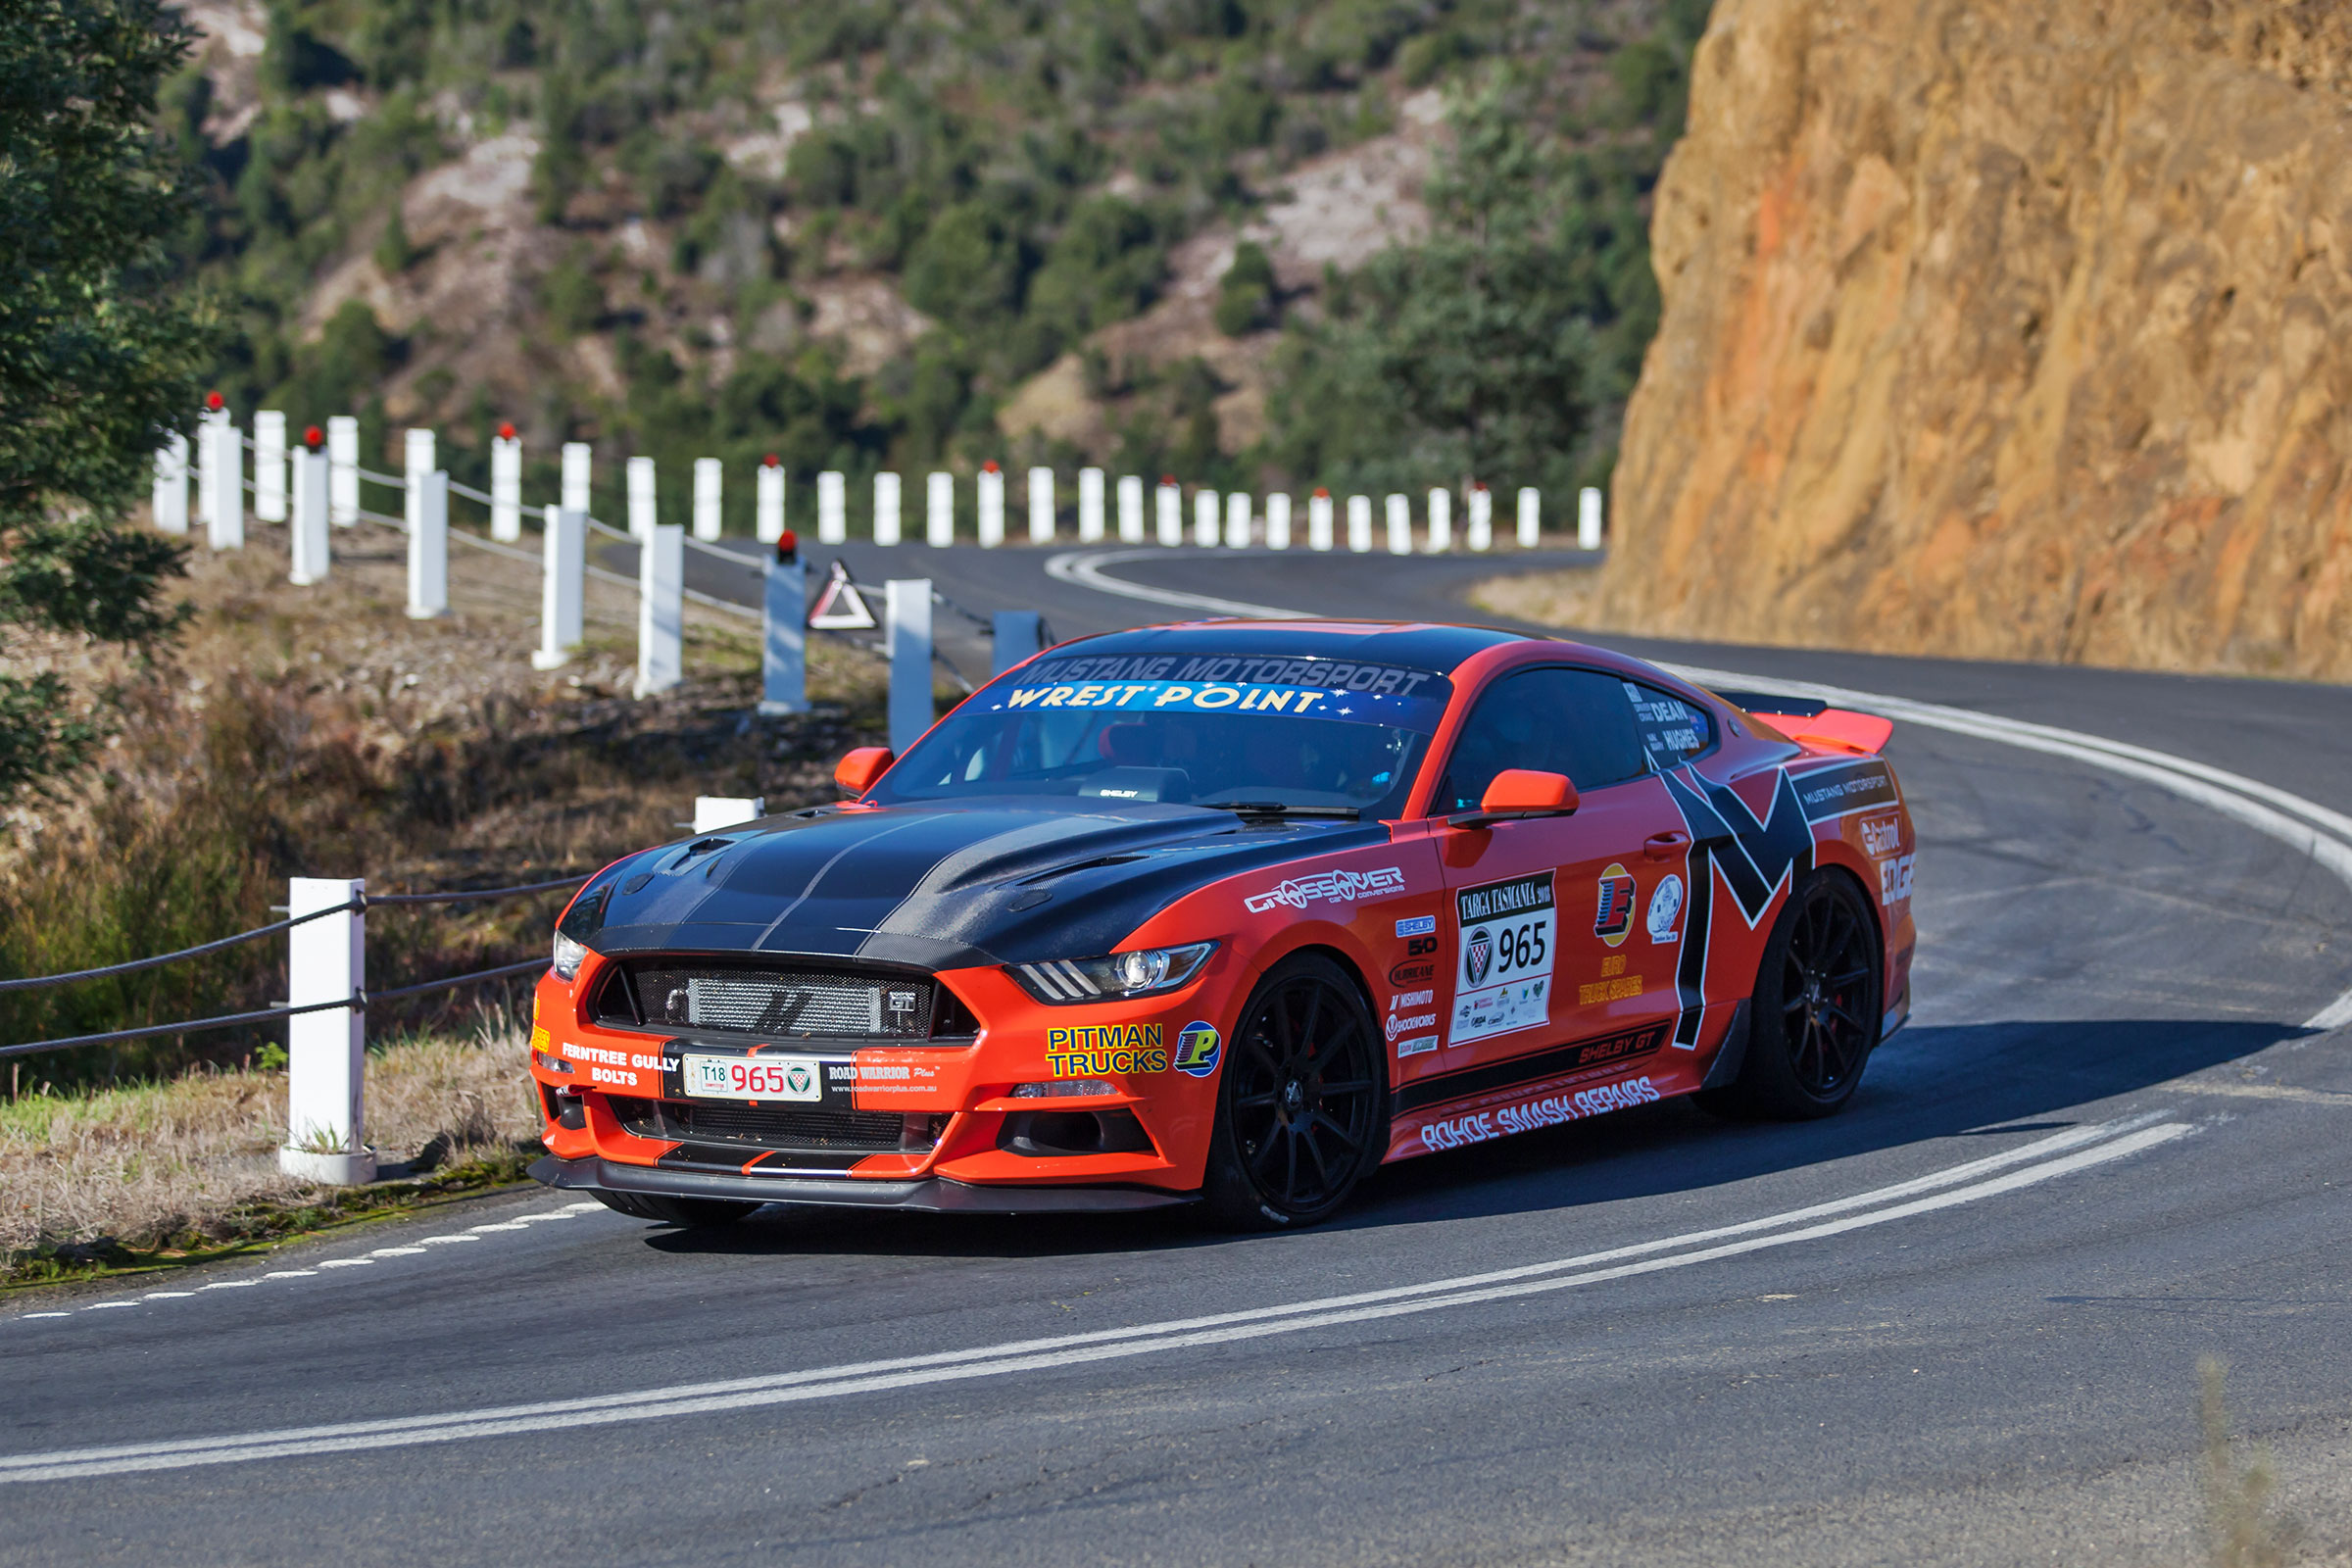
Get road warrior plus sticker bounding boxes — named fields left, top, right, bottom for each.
left=1449, top=872, right=1555, bottom=1046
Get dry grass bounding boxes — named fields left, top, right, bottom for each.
left=2202, top=1356, right=2304, bottom=1567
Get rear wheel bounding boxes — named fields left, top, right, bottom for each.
left=1201, top=954, right=1388, bottom=1229
left=1700, top=869, right=1881, bottom=1120
left=592, top=1190, right=760, bottom=1228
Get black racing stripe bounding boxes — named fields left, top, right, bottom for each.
left=1674, top=842, right=1713, bottom=1049
left=1392, top=1022, right=1670, bottom=1115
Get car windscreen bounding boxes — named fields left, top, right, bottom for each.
left=868, top=651, right=1454, bottom=816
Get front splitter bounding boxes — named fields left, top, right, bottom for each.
left=530, top=1154, right=1199, bottom=1214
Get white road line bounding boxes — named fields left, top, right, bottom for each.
left=0, top=1120, right=2187, bottom=1483
left=1046, top=549, right=1314, bottom=618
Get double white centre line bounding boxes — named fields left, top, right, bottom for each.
left=0, top=1115, right=2186, bottom=1484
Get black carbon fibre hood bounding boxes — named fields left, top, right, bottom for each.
left=564, top=801, right=1388, bottom=970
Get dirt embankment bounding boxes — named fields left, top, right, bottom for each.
left=1492, top=0, right=2352, bottom=679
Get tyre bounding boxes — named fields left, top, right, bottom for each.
left=1699, top=868, right=1882, bottom=1120
left=592, top=1190, right=760, bottom=1228
left=1200, top=953, right=1388, bottom=1229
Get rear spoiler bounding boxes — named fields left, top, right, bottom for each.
left=1709, top=691, right=1894, bottom=757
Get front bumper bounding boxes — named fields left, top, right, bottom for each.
left=531, top=1153, right=1199, bottom=1214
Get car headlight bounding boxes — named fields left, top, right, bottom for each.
left=1008, top=942, right=1216, bottom=1004
left=552, top=930, right=589, bottom=982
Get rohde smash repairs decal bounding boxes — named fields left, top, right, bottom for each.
left=1416, top=1072, right=1663, bottom=1152
left=1449, top=872, right=1554, bottom=1047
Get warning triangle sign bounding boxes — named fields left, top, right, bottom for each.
left=807, top=559, right=877, bottom=630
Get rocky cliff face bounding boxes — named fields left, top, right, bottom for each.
left=1559, top=0, right=2352, bottom=678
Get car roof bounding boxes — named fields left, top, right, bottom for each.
left=1046, top=619, right=1528, bottom=674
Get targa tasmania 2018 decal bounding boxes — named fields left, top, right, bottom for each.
left=1448, top=872, right=1554, bottom=1046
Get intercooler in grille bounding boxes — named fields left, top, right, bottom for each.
left=610, top=1096, right=907, bottom=1152
left=597, top=962, right=933, bottom=1040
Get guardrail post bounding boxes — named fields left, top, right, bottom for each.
left=977, top=463, right=1004, bottom=547
left=290, top=447, right=330, bottom=584
left=1466, top=483, right=1492, bottom=551
left=694, top=796, right=766, bottom=832
left=403, top=428, right=434, bottom=534
left=152, top=433, right=189, bottom=534
left=1155, top=477, right=1182, bottom=546
left=694, top=457, right=723, bottom=542
left=408, top=469, right=448, bottom=618
left=1117, top=475, right=1145, bottom=543
left=1426, top=488, right=1451, bottom=553
left=1578, top=485, right=1603, bottom=550
left=1194, top=487, right=1218, bottom=547
left=327, top=416, right=359, bottom=526
left=562, top=441, right=592, bottom=515
left=1348, top=494, right=1372, bottom=552
left=1078, top=467, right=1104, bottom=543
left=1027, top=466, right=1055, bottom=543
left=992, top=610, right=1043, bottom=677
left=1224, top=491, right=1251, bottom=549
left=760, top=539, right=806, bottom=715
left=533, top=505, right=585, bottom=670
left=195, top=405, right=219, bottom=525
left=280, top=877, right=373, bottom=1186
left=255, top=412, right=287, bottom=522
left=1308, top=488, right=1333, bottom=551
left=1266, top=493, right=1292, bottom=550
left=209, top=414, right=243, bottom=550
left=628, top=456, right=658, bottom=540
left=757, top=456, right=786, bottom=543
left=1385, top=493, right=1412, bottom=555
left=1518, top=486, right=1541, bottom=548
left=817, top=469, right=846, bottom=544
left=926, top=470, right=954, bottom=546
left=491, top=427, right=522, bottom=541
left=874, top=470, right=902, bottom=545
left=636, top=523, right=684, bottom=698
left=886, top=578, right=934, bottom=752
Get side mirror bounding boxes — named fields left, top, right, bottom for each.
left=1449, top=768, right=1579, bottom=830
left=834, top=746, right=894, bottom=797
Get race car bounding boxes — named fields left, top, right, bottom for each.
left=527, top=620, right=1916, bottom=1229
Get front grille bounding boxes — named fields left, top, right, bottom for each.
left=593, top=959, right=936, bottom=1040
left=609, top=1096, right=906, bottom=1152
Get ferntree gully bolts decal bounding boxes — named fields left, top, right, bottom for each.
left=1245, top=865, right=1406, bottom=914
left=1449, top=872, right=1555, bottom=1046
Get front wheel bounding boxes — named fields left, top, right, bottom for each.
left=1200, top=953, right=1388, bottom=1230
left=593, top=1190, right=760, bottom=1228
left=1700, top=869, right=1882, bottom=1120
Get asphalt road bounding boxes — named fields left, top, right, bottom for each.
left=9, top=542, right=2352, bottom=1566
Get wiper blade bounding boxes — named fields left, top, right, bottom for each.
left=1195, top=800, right=1364, bottom=819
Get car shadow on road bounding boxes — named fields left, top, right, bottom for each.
left=639, top=1015, right=2306, bottom=1262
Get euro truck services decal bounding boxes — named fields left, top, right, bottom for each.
left=1449, top=871, right=1554, bottom=1046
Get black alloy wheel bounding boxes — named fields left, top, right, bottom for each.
left=593, top=1191, right=760, bottom=1228
left=1202, top=953, right=1388, bottom=1228
left=1702, top=869, right=1882, bottom=1120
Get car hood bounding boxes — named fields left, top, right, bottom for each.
left=565, top=800, right=1389, bottom=970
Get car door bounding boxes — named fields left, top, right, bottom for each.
left=1423, top=666, right=1693, bottom=1086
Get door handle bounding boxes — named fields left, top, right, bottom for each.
left=1643, top=831, right=1690, bottom=860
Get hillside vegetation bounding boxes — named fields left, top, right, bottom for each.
left=172, top=0, right=1707, bottom=527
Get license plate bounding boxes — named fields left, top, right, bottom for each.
left=681, top=1054, right=822, bottom=1102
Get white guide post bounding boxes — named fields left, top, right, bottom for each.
left=280, top=876, right=373, bottom=1186
left=977, top=465, right=1004, bottom=547
left=1578, top=485, right=1604, bottom=550
left=254, top=412, right=287, bottom=522
left=1194, top=488, right=1218, bottom=547
left=1155, top=479, right=1182, bottom=546
left=208, top=415, right=243, bottom=550
left=886, top=578, right=934, bottom=753
left=403, top=428, right=435, bottom=534
left=290, top=448, right=330, bottom=585
left=874, top=470, right=903, bottom=546
left=757, top=460, right=786, bottom=543
left=1517, top=486, right=1541, bottom=548
left=1078, top=467, right=1105, bottom=543
left=408, top=470, right=448, bottom=618
left=992, top=611, right=1043, bottom=677
left=693, top=796, right=766, bottom=832
left=533, top=505, right=585, bottom=670
left=1224, top=492, right=1251, bottom=549
left=760, top=543, right=806, bottom=715
left=1308, top=490, right=1334, bottom=552
left=152, top=433, right=189, bottom=534
left=195, top=407, right=219, bottom=525
left=1385, top=494, right=1412, bottom=555
left=327, top=416, right=360, bottom=526
left=926, top=470, right=954, bottom=546
left=1466, top=484, right=1493, bottom=552
left=694, top=457, right=724, bottom=542
left=1426, top=488, right=1452, bottom=553
left=816, top=469, right=846, bottom=544
left=635, top=523, right=684, bottom=698
left=491, top=431, right=522, bottom=542
left=1266, top=493, right=1292, bottom=551
left=1117, top=475, right=1145, bottom=543
left=1348, top=495, right=1373, bottom=553
left=562, top=441, right=593, bottom=516
left=1027, top=466, right=1055, bottom=544
left=627, top=456, right=658, bottom=540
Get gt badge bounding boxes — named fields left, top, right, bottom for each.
left=1595, top=862, right=1638, bottom=947
left=1645, top=874, right=1685, bottom=944
left=1172, top=1020, right=1222, bottom=1077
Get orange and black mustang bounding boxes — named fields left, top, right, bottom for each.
left=528, top=620, right=1915, bottom=1229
